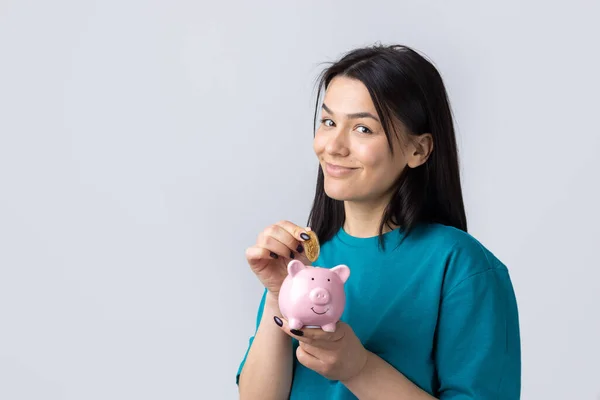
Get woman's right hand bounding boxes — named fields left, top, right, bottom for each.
left=245, top=220, right=313, bottom=297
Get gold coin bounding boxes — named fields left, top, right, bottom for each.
left=304, top=230, right=320, bottom=262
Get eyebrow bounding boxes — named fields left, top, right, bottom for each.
left=322, top=103, right=380, bottom=123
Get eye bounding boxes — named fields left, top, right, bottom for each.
left=321, top=118, right=335, bottom=127
left=356, top=125, right=372, bottom=134
left=311, top=278, right=314, bottom=280
left=327, top=278, right=330, bottom=281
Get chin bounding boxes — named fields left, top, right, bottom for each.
left=324, top=183, right=359, bottom=202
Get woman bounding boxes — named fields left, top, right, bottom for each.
left=236, top=44, right=521, bottom=399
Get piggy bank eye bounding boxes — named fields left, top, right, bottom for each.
left=327, top=278, right=330, bottom=281
left=311, top=278, right=314, bottom=280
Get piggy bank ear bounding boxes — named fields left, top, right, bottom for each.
left=331, top=265, right=350, bottom=283
left=288, top=259, right=307, bottom=277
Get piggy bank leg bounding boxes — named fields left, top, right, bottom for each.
left=321, top=322, right=337, bottom=332
left=288, top=318, right=303, bottom=330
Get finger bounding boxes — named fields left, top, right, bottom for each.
left=296, top=344, right=322, bottom=371
left=273, top=315, right=315, bottom=344
left=265, top=222, right=301, bottom=248
left=275, top=220, right=313, bottom=262
left=272, top=222, right=308, bottom=258
left=245, top=245, right=283, bottom=265
left=275, top=221, right=314, bottom=265
left=245, top=245, right=269, bottom=262
left=259, top=224, right=304, bottom=258
left=298, top=341, right=322, bottom=358
left=257, top=229, right=296, bottom=260
left=295, top=324, right=345, bottom=342
left=275, top=220, right=311, bottom=243
left=300, top=336, right=340, bottom=350
left=274, top=317, right=344, bottom=348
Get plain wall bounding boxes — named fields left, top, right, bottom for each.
left=1, top=1, right=598, bottom=399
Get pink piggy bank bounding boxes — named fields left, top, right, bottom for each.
left=278, top=259, right=350, bottom=332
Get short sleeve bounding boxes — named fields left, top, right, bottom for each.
left=235, top=288, right=268, bottom=385
left=435, top=267, right=521, bottom=399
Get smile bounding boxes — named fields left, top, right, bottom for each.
left=324, top=162, right=357, bottom=178
left=311, top=307, right=328, bottom=315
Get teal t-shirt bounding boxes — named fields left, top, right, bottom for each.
left=236, top=223, right=521, bottom=399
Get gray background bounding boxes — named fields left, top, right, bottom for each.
left=1, top=1, right=598, bottom=399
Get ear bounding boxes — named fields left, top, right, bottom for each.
left=407, top=133, right=433, bottom=168
left=331, top=265, right=350, bottom=283
left=288, top=259, right=307, bottom=277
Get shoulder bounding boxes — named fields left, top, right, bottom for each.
left=406, top=222, right=494, bottom=258
left=407, top=223, right=509, bottom=295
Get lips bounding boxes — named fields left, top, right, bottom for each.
left=324, top=162, right=357, bottom=177
left=326, top=162, right=354, bottom=169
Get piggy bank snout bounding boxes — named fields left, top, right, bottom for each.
left=309, top=287, right=330, bottom=305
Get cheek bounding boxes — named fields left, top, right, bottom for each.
left=313, top=133, right=326, bottom=155
left=354, top=140, right=391, bottom=169
left=355, top=141, right=406, bottom=187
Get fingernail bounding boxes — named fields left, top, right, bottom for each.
left=290, top=329, right=304, bottom=336
left=296, top=244, right=304, bottom=253
left=273, top=316, right=283, bottom=327
left=270, top=252, right=278, bottom=259
left=300, top=233, right=310, bottom=241
left=290, top=251, right=295, bottom=259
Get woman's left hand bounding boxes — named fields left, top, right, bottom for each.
left=274, top=316, right=369, bottom=382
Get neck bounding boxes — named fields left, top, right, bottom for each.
left=342, top=196, right=398, bottom=238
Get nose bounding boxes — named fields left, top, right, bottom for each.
left=309, top=287, right=330, bottom=305
left=325, top=130, right=350, bottom=157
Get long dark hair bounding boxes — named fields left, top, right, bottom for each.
left=307, top=43, right=467, bottom=249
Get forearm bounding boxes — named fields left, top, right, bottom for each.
left=238, top=293, right=293, bottom=400
left=341, top=351, right=437, bottom=400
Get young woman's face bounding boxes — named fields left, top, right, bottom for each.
left=313, top=76, right=414, bottom=203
